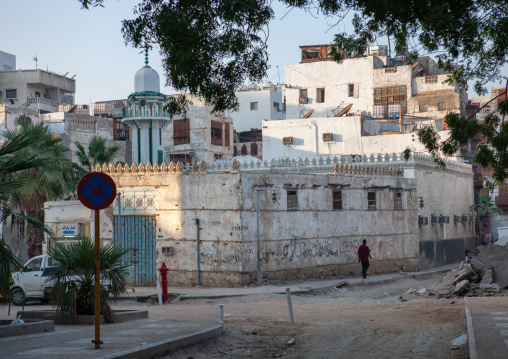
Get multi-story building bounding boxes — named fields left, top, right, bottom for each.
left=226, top=82, right=284, bottom=133
left=285, top=44, right=467, bottom=120
left=0, top=50, right=76, bottom=114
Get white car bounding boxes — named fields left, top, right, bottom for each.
left=11, top=254, right=113, bottom=306
left=10, top=254, right=59, bottom=305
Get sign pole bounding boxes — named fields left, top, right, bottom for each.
left=94, top=209, right=101, bottom=349
left=77, top=172, right=116, bottom=350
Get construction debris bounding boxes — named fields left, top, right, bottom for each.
left=420, top=244, right=508, bottom=298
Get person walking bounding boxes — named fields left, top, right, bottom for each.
left=357, top=239, right=372, bottom=279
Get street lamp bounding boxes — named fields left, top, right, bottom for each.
left=417, top=196, right=424, bottom=209
left=256, top=188, right=277, bottom=286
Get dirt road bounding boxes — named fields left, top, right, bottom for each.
left=155, top=275, right=470, bottom=359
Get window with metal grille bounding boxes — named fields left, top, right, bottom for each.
left=299, top=89, right=308, bottom=104
left=316, top=88, right=325, bottom=103
left=250, top=102, right=258, bottom=110
left=368, top=191, right=376, bottom=210
left=425, top=76, right=438, bottom=84
left=419, top=104, right=428, bottom=112
left=333, top=190, right=342, bottom=210
left=438, top=102, right=446, bottom=111
left=5, top=89, right=17, bottom=99
left=373, top=85, right=406, bottom=115
left=211, top=120, right=223, bottom=145
left=173, top=119, right=190, bottom=145
left=287, top=190, right=298, bottom=211
left=394, top=192, right=402, bottom=210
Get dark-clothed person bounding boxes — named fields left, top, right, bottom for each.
left=357, top=239, right=372, bottom=279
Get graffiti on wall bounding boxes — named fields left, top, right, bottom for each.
left=258, top=238, right=361, bottom=264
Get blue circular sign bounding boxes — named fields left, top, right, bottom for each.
left=77, top=172, right=117, bottom=210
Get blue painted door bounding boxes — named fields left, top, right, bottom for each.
left=114, top=215, right=156, bottom=285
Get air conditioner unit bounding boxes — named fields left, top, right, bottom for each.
left=283, top=136, right=293, bottom=145
left=431, top=215, right=442, bottom=224
left=454, top=215, right=463, bottom=223
left=418, top=216, right=429, bottom=225
left=322, top=133, right=333, bottom=141
left=161, top=246, right=174, bottom=255
left=441, top=216, right=450, bottom=224
left=299, top=96, right=308, bottom=104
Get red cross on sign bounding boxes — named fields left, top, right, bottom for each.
left=77, top=172, right=117, bottom=210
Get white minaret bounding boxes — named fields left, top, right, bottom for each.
left=123, top=51, right=172, bottom=165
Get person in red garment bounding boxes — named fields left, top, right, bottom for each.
left=357, top=239, right=372, bottom=279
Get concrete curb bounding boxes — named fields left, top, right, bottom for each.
left=17, top=310, right=148, bottom=325
left=0, top=319, right=54, bottom=337
left=98, top=324, right=224, bottom=359
left=465, top=308, right=478, bottom=359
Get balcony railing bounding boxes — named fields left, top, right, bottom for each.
left=122, top=104, right=172, bottom=118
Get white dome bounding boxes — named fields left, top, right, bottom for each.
left=134, top=66, right=160, bottom=93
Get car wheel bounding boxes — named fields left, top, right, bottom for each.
left=11, top=288, right=25, bottom=306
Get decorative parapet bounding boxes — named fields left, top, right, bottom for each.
left=97, top=152, right=472, bottom=177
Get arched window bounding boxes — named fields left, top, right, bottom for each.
left=241, top=144, right=248, bottom=155
left=233, top=146, right=237, bottom=156
left=251, top=143, right=258, bottom=156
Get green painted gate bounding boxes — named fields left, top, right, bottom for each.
left=114, top=215, right=156, bottom=285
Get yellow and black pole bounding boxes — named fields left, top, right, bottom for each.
left=93, top=209, right=102, bottom=349
left=77, top=172, right=117, bottom=350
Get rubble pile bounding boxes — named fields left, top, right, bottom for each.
left=417, top=243, right=508, bottom=299
left=470, top=243, right=508, bottom=289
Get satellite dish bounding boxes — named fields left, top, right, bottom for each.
left=140, top=99, right=147, bottom=107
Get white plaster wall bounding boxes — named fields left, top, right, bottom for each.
left=227, top=89, right=283, bottom=132
left=285, top=57, right=375, bottom=119
left=0, top=105, right=43, bottom=141
left=373, top=65, right=412, bottom=97
left=103, top=170, right=419, bottom=285
left=261, top=116, right=451, bottom=161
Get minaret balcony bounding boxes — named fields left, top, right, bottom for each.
left=122, top=104, right=173, bottom=119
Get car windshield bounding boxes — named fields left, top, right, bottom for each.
left=25, top=257, right=43, bottom=271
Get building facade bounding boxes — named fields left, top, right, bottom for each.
left=285, top=45, right=467, bottom=121
left=226, top=82, right=284, bottom=133
left=43, top=152, right=473, bottom=286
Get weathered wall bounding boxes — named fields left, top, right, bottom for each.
left=285, top=57, right=375, bottom=119
left=42, top=112, right=127, bottom=165
left=42, top=152, right=473, bottom=287
left=412, top=165, right=475, bottom=268
left=163, top=95, right=234, bottom=163
left=98, top=167, right=420, bottom=286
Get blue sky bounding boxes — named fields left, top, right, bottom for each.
left=2, top=0, right=506, bottom=104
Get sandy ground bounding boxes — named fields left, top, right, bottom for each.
left=152, top=276, right=471, bottom=359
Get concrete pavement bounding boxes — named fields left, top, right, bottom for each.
left=1, top=264, right=506, bottom=358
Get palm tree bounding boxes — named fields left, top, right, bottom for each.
left=74, top=136, right=120, bottom=175
left=3, top=122, right=76, bottom=257
left=0, top=239, right=21, bottom=301
left=49, top=238, right=127, bottom=322
left=0, top=128, right=56, bottom=299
